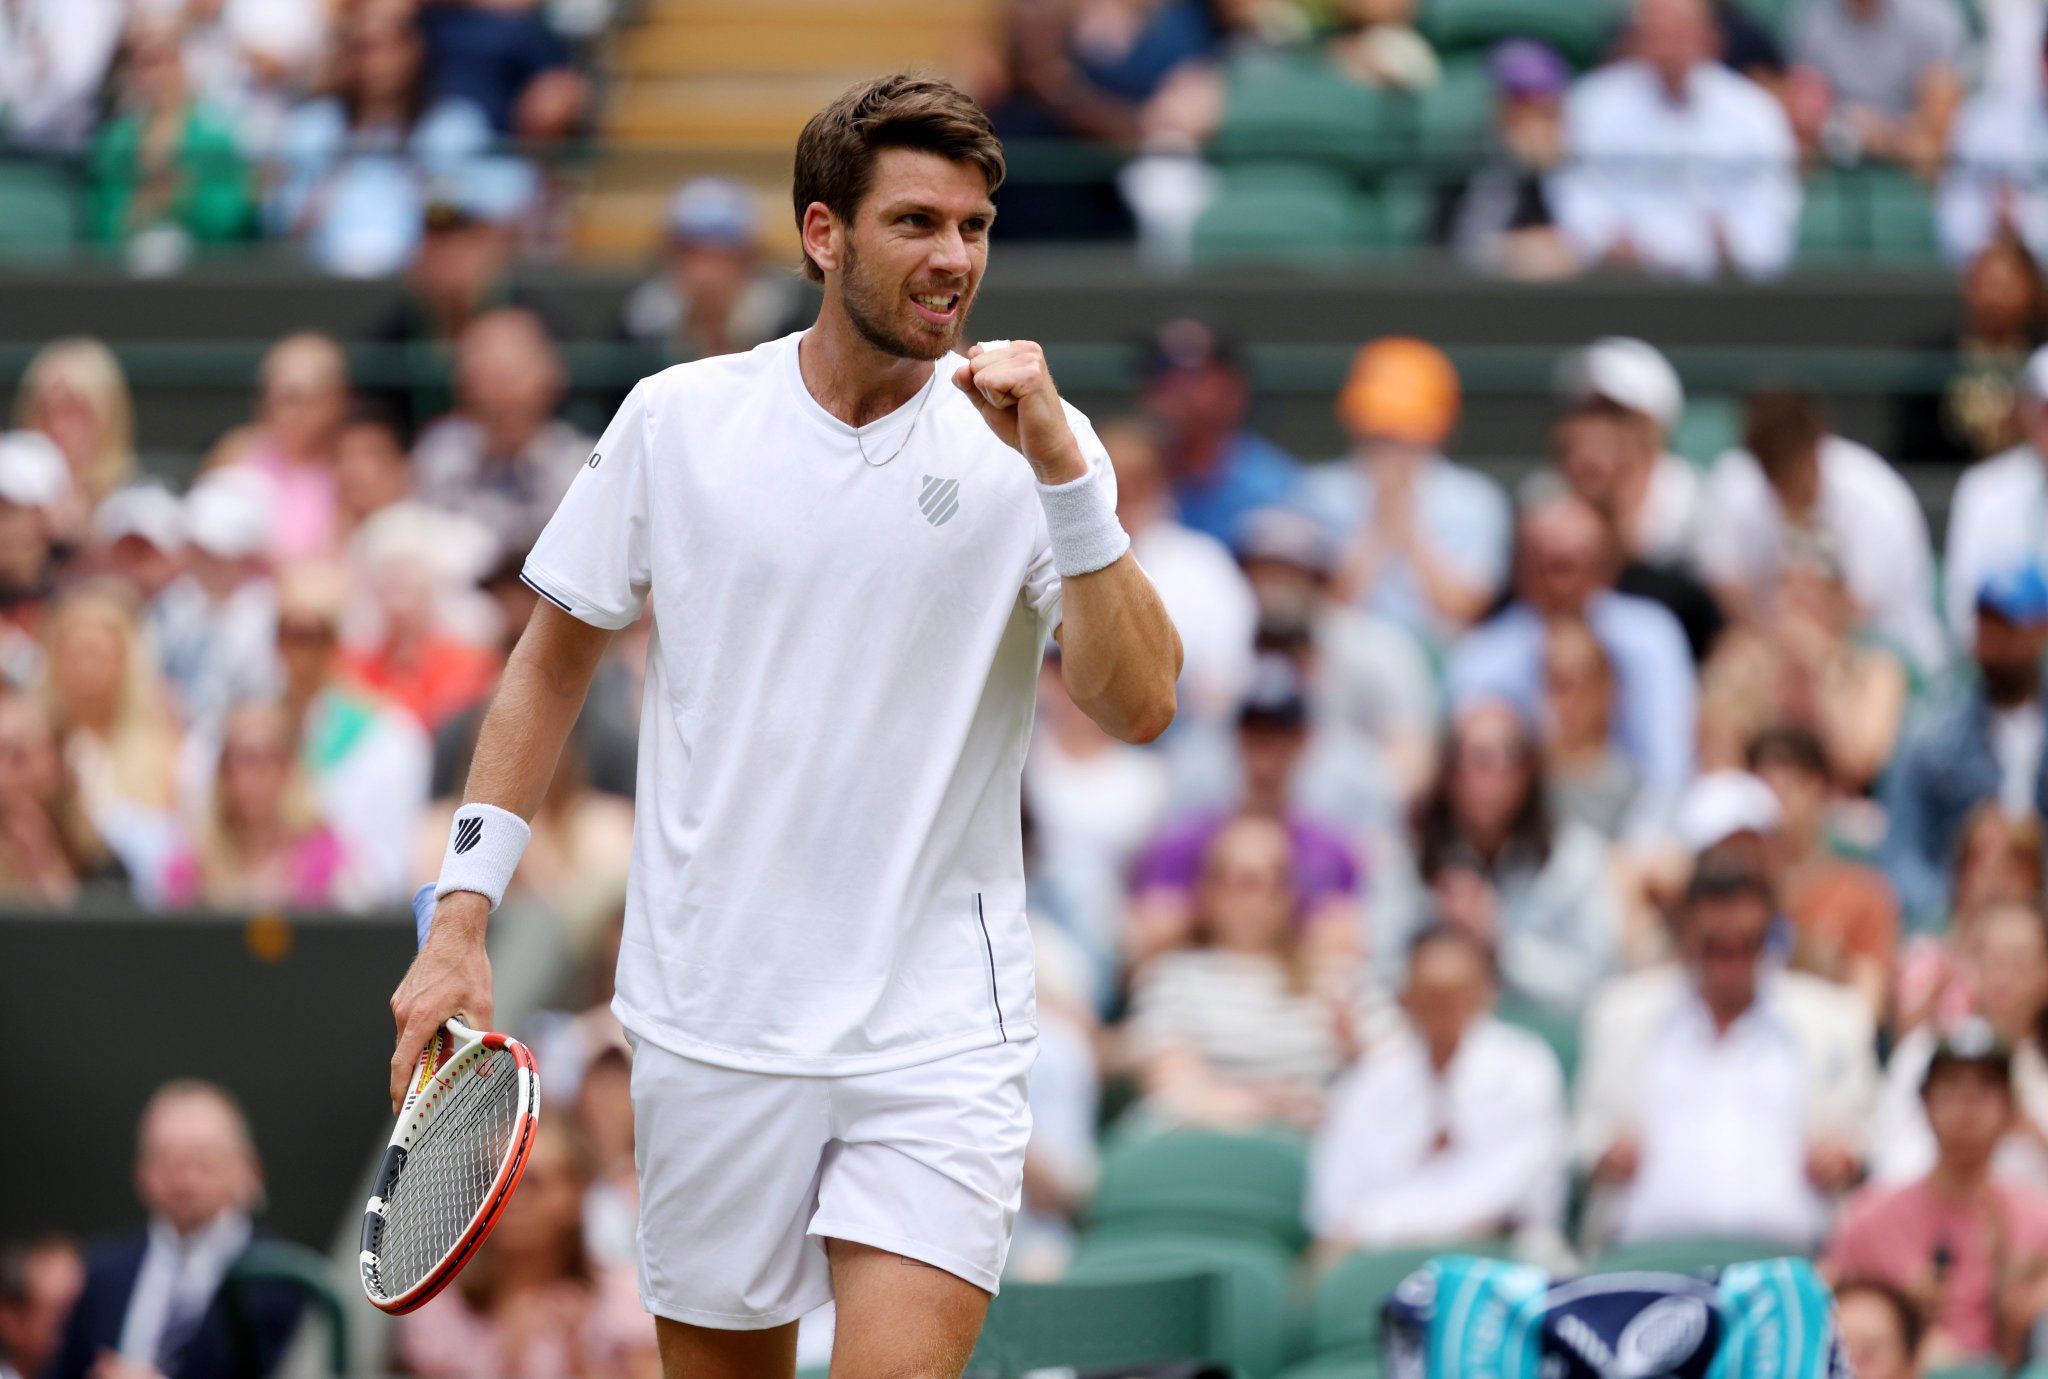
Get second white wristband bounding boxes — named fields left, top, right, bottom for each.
left=433, top=802, right=531, bottom=912
left=1036, top=462, right=1130, bottom=578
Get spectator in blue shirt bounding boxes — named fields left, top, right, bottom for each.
left=1882, top=558, right=2048, bottom=931
left=418, top=0, right=588, bottom=139
left=1138, top=318, right=1303, bottom=546
left=1449, top=491, right=1696, bottom=803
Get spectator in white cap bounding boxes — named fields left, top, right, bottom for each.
left=90, top=484, right=184, bottom=607
left=0, top=432, right=74, bottom=691
left=1885, top=558, right=2048, bottom=929
left=1936, top=31, right=2048, bottom=269
left=618, top=176, right=811, bottom=363
left=1545, top=336, right=1702, bottom=568
left=151, top=472, right=279, bottom=733
left=1944, top=344, right=2048, bottom=644
left=1552, top=0, right=1802, bottom=281
left=1575, top=861, right=1878, bottom=1249
left=1699, top=388, right=1945, bottom=677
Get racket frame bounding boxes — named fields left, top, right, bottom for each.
left=358, top=1017, right=540, bottom=1314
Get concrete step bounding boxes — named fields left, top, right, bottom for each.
left=614, top=19, right=982, bottom=77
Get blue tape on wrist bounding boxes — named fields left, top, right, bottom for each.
left=412, top=883, right=437, bottom=951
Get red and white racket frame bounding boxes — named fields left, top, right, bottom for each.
left=359, top=1017, right=540, bottom=1314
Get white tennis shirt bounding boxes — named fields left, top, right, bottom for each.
left=523, top=330, right=1116, bottom=1074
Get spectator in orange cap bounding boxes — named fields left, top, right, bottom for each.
left=1305, top=338, right=1512, bottom=648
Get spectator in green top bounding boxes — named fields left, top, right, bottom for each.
left=86, top=12, right=256, bottom=256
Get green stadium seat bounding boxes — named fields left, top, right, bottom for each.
left=1211, top=51, right=1413, bottom=178
left=1594, top=1236, right=1804, bottom=1275
left=1417, top=0, right=1624, bottom=66
left=1725, top=0, right=1792, bottom=38
left=0, top=160, right=79, bottom=261
left=1275, top=1350, right=1382, bottom=1379
left=1300, top=1241, right=1514, bottom=1361
left=1924, top=1366, right=2008, bottom=1379
left=1493, top=992, right=1581, bottom=1086
left=1067, top=1229, right=1295, bottom=1378
left=966, top=1265, right=1225, bottom=1377
left=1671, top=395, right=1742, bottom=468
left=1363, top=176, right=1438, bottom=250
left=220, top=1240, right=350, bottom=1375
left=1413, top=56, right=1495, bottom=166
left=1195, top=164, right=1375, bottom=260
left=1801, top=167, right=1941, bottom=263
left=1088, top=1127, right=1312, bottom=1252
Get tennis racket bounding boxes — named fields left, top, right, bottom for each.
left=360, top=892, right=540, bottom=1313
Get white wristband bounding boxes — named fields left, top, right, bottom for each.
left=433, top=803, right=531, bottom=912
left=1036, top=462, right=1130, bottom=578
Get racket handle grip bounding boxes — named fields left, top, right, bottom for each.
left=412, top=883, right=437, bottom=951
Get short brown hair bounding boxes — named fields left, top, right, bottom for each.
left=1743, top=389, right=1826, bottom=481
left=790, top=73, right=1006, bottom=282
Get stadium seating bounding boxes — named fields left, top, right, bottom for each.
left=0, top=159, right=80, bottom=263
left=1087, top=1128, right=1313, bottom=1254
left=1593, top=1236, right=1807, bottom=1275
left=1066, top=1229, right=1295, bottom=1378
left=1493, top=993, right=1581, bottom=1085
left=1415, top=0, right=1625, bottom=66
left=1195, top=165, right=1379, bottom=260
left=967, top=1264, right=1229, bottom=1376
left=220, top=1240, right=350, bottom=1376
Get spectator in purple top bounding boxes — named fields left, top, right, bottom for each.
left=1138, top=318, right=1304, bottom=547
left=1127, top=654, right=1362, bottom=970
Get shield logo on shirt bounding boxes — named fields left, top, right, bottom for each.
left=919, top=475, right=960, bottom=528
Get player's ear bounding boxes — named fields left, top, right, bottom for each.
left=801, top=202, right=841, bottom=276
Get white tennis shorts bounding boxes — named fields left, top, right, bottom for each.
left=627, top=1032, right=1036, bottom=1330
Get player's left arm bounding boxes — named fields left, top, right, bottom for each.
left=957, top=340, right=1182, bottom=744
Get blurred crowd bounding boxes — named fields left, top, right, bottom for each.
left=16, top=284, right=2048, bottom=1373
left=0, top=0, right=603, bottom=276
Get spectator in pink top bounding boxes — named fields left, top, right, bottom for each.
left=164, top=699, right=363, bottom=911
left=207, top=333, right=349, bottom=563
left=1827, top=1021, right=2048, bottom=1368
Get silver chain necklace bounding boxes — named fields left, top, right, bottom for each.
left=854, top=369, right=938, bottom=468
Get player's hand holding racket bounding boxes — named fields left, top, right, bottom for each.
left=388, top=889, right=495, bottom=1110
left=362, top=886, right=538, bottom=1313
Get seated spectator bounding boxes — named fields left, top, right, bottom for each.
left=1750, top=726, right=1899, bottom=1018
left=1308, top=338, right=1509, bottom=648
left=265, top=562, right=431, bottom=902
left=1542, top=617, right=1644, bottom=840
left=1236, top=506, right=1439, bottom=824
left=0, top=0, right=126, bottom=150
left=1138, top=318, right=1303, bottom=546
left=271, top=3, right=493, bottom=278
left=1309, top=925, right=1569, bottom=1256
left=38, top=582, right=181, bottom=815
left=1697, top=538, right=1909, bottom=791
left=1937, top=34, right=2048, bottom=268
left=412, top=308, right=592, bottom=552
left=1576, top=864, right=1878, bottom=1249
left=1554, top=0, right=1801, bottom=280
left=0, top=1234, right=83, bottom=1379
left=1897, top=806, right=2046, bottom=1034
left=1122, top=816, right=1350, bottom=1133
left=341, top=503, right=498, bottom=734
left=1548, top=336, right=1701, bottom=571
left=417, top=0, right=588, bottom=141
left=1787, top=0, right=1966, bottom=175
left=1896, top=233, right=2046, bottom=467
left=1699, top=389, right=1944, bottom=677
left=1828, top=1022, right=2048, bottom=1368
left=1378, top=699, right=1621, bottom=1020
left=1127, top=659, right=1363, bottom=967
left=13, top=336, right=139, bottom=534
left=1873, top=902, right=2048, bottom=1188
left=86, top=12, right=255, bottom=260
left=331, top=400, right=414, bottom=549
left=1833, top=1279, right=1926, bottom=1379
left=1883, top=559, right=2048, bottom=928
left=568, top=1041, right=636, bottom=1271
left=148, top=0, right=327, bottom=154
left=618, top=178, right=813, bottom=365
left=206, top=333, right=349, bottom=564
left=1432, top=40, right=1577, bottom=281
left=0, top=433, right=71, bottom=680
left=0, top=690, right=129, bottom=907
left=87, top=483, right=184, bottom=626
left=1944, top=347, right=2048, bottom=642
left=151, top=474, right=277, bottom=733
left=1027, top=650, right=1173, bottom=989
left=49, top=1080, right=302, bottom=1379
left=164, top=699, right=365, bottom=912
left=1450, top=491, right=1697, bottom=803
left=395, top=1122, right=653, bottom=1379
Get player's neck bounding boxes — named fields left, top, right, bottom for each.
left=800, top=306, right=938, bottom=428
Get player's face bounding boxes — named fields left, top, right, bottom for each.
left=835, top=149, right=994, bottom=361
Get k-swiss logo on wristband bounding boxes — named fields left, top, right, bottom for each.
left=453, top=817, right=483, bottom=855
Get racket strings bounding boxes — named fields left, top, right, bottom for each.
left=376, top=1047, right=523, bottom=1295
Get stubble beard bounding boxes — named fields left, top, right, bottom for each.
left=839, top=237, right=973, bottom=362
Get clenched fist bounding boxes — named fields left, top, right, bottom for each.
left=952, top=339, right=1087, bottom=484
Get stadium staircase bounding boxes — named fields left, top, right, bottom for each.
left=574, top=0, right=997, bottom=263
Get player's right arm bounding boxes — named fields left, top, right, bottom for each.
left=386, top=601, right=613, bottom=1108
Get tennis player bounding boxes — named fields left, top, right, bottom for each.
left=387, top=73, right=1181, bottom=1378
